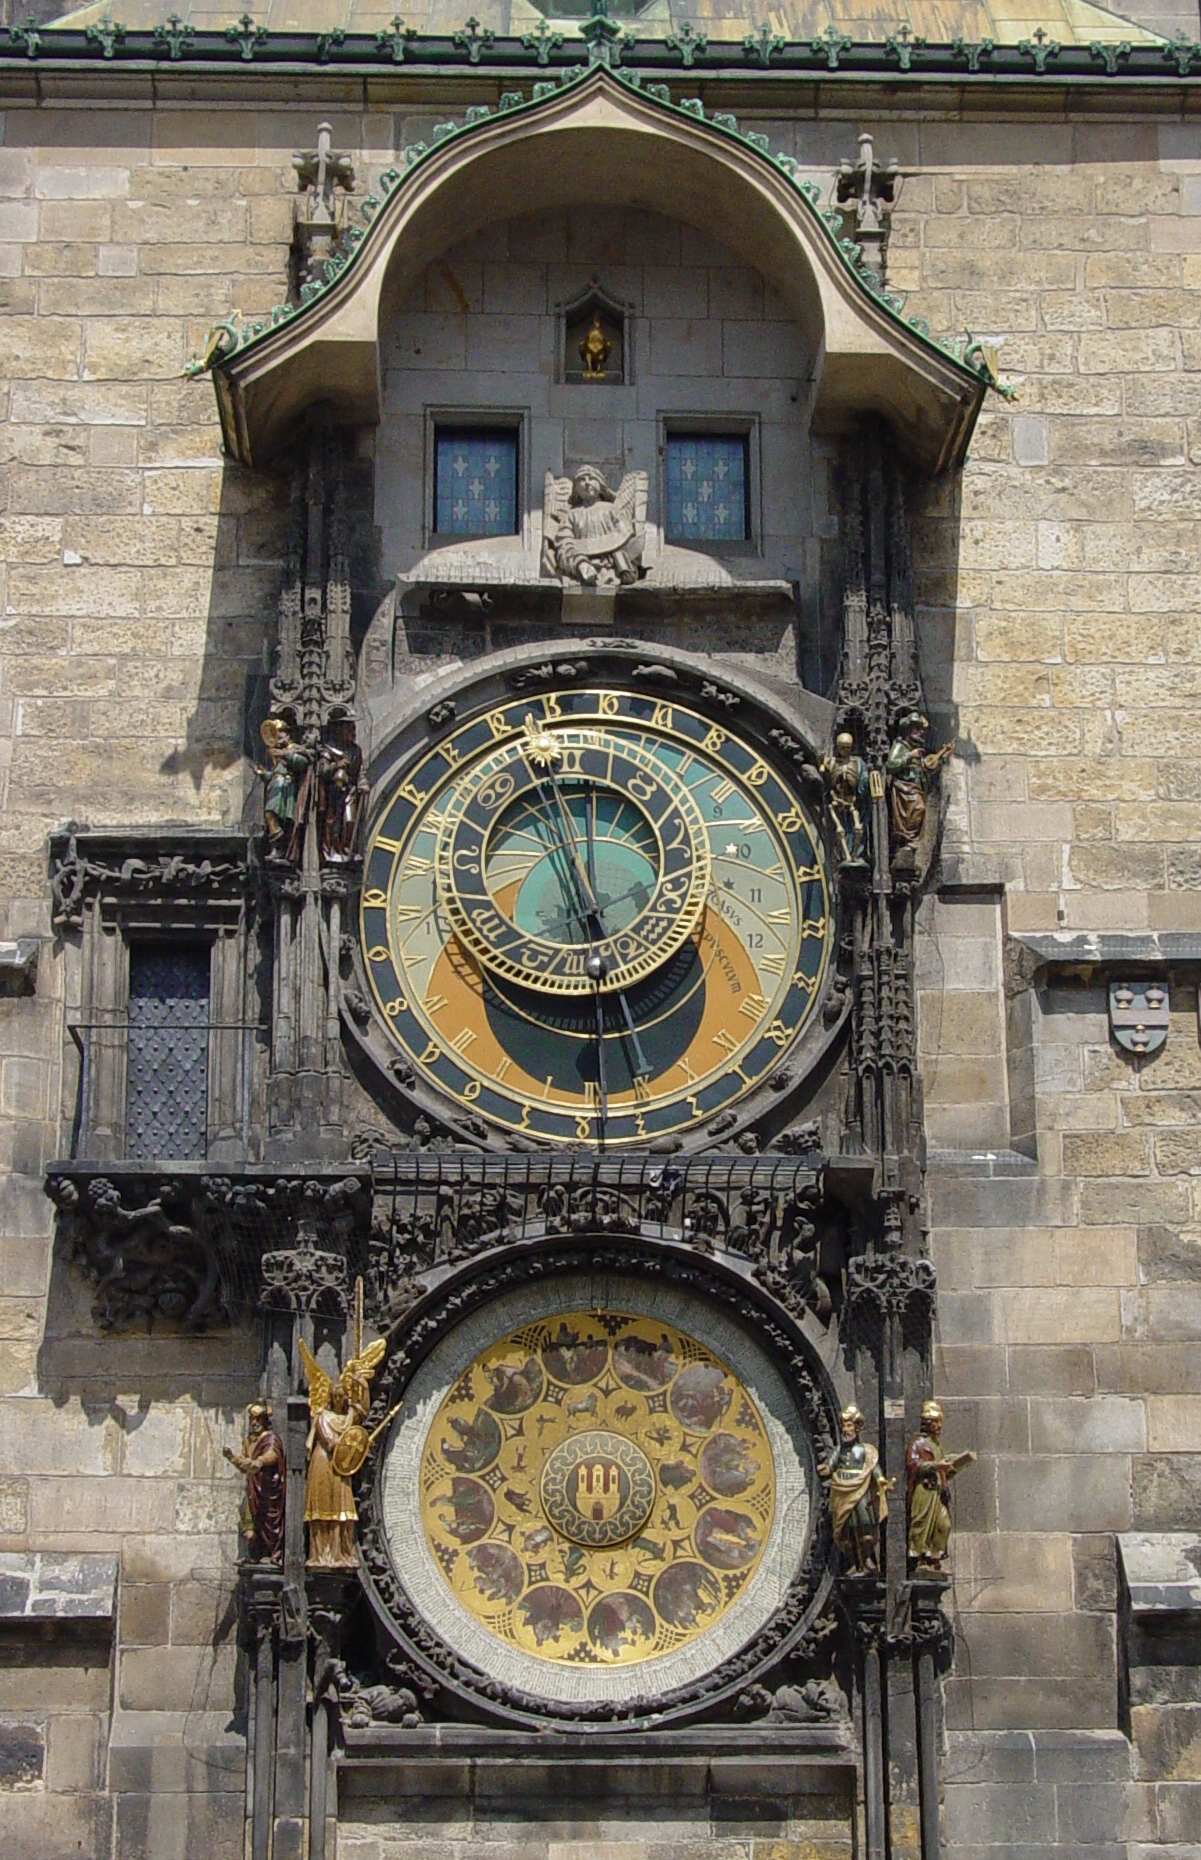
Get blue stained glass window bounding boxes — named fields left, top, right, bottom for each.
left=434, top=427, right=519, bottom=536
left=665, top=434, right=749, bottom=544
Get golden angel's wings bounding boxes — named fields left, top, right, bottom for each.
left=343, top=1336, right=387, bottom=1387
left=298, top=1337, right=333, bottom=1420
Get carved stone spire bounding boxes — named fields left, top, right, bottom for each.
left=835, top=132, right=901, bottom=285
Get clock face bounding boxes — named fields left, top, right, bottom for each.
left=416, top=1309, right=776, bottom=1669
left=360, top=681, right=833, bottom=1146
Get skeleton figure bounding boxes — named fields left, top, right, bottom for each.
left=821, top=731, right=870, bottom=866
left=542, top=466, right=645, bottom=587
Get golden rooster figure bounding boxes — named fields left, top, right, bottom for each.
left=579, top=312, right=611, bottom=379
left=299, top=1324, right=387, bottom=1567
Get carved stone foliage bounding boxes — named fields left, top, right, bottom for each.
left=292, top=120, right=355, bottom=288
left=49, top=827, right=252, bottom=930
left=846, top=1251, right=937, bottom=1353
left=45, top=1167, right=371, bottom=1333
left=356, top=1240, right=839, bottom=1728
left=260, top=1216, right=349, bottom=1316
left=368, top=1154, right=841, bottom=1331
left=835, top=130, right=900, bottom=284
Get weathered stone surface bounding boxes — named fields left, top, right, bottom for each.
left=0, top=67, right=1198, bottom=1860
left=0, top=1553, right=116, bottom=1621
left=1119, top=1533, right=1201, bottom=1614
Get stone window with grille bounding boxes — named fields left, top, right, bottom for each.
left=52, top=828, right=261, bottom=1164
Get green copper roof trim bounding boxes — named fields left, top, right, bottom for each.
left=196, top=65, right=995, bottom=395
left=8, top=22, right=1192, bottom=70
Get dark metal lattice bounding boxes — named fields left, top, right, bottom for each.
left=125, top=943, right=210, bottom=1161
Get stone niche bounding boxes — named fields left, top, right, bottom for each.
left=374, top=204, right=815, bottom=605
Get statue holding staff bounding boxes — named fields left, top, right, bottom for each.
left=818, top=1402, right=893, bottom=1573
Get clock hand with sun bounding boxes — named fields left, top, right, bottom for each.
left=523, top=724, right=651, bottom=1104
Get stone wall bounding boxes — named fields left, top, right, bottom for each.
left=0, top=83, right=1199, bottom=1860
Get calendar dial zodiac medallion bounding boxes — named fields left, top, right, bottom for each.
left=418, top=1310, right=776, bottom=1668
left=360, top=676, right=833, bottom=1146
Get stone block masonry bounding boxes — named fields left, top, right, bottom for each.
left=0, top=77, right=1199, bottom=1860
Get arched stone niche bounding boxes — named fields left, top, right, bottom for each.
left=212, top=70, right=984, bottom=478
left=376, top=203, right=819, bottom=591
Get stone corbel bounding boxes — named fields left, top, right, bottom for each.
left=43, top=1165, right=372, bottom=1335
left=0, top=937, right=39, bottom=996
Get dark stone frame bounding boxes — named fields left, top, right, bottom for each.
left=48, top=825, right=262, bottom=1166
left=347, top=637, right=848, bottom=1158
left=356, top=1232, right=840, bottom=1728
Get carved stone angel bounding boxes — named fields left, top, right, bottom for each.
left=541, top=465, right=646, bottom=587
left=299, top=1335, right=386, bottom=1567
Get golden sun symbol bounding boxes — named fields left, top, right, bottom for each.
left=522, top=714, right=563, bottom=769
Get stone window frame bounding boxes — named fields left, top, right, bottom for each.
left=50, top=828, right=261, bottom=1165
left=423, top=406, right=530, bottom=551
left=656, top=412, right=762, bottom=557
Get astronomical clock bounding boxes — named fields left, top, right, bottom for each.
left=343, top=642, right=849, bottom=1727
left=367, top=1277, right=826, bottom=1720
left=351, top=645, right=844, bottom=1152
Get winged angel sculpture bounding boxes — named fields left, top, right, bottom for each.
left=299, top=1335, right=387, bottom=1567
left=541, top=465, right=647, bottom=587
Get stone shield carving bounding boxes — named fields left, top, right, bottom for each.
left=1109, top=979, right=1169, bottom=1056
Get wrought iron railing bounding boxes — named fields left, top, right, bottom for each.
left=66, top=1018, right=268, bottom=1162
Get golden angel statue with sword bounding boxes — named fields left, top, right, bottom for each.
left=299, top=1288, right=400, bottom=1566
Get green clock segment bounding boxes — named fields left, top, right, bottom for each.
left=360, top=684, right=833, bottom=1147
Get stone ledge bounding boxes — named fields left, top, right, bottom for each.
left=1014, top=931, right=1201, bottom=973
left=1119, top=1533, right=1201, bottom=1616
left=0, top=1553, right=117, bottom=1628
left=338, top=1724, right=856, bottom=1807
left=0, top=939, right=39, bottom=997
left=928, top=1149, right=1039, bottom=1178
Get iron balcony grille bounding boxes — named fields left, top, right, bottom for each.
left=66, top=1018, right=267, bottom=1163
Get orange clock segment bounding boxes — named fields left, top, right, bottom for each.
left=361, top=685, right=832, bottom=1146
